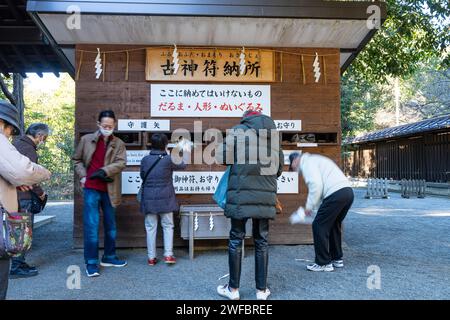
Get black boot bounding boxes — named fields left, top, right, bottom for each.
left=10, top=263, right=38, bottom=279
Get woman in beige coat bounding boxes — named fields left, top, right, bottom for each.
left=0, top=100, right=51, bottom=299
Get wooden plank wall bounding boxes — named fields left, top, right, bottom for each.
left=74, top=44, right=342, bottom=248
left=344, top=131, right=450, bottom=182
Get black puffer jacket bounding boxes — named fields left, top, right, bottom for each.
left=219, top=114, right=284, bottom=220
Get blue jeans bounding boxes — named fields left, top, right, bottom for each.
left=83, top=188, right=117, bottom=265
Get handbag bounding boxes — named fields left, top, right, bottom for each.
left=213, top=166, right=231, bottom=209
left=0, top=202, right=33, bottom=258
left=137, top=155, right=164, bottom=203
left=20, top=192, right=48, bottom=214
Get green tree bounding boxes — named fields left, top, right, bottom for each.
left=341, top=0, right=449, bottom=138
left=24, top=74, right=75, bottom=199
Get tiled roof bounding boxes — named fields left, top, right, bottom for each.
left=345, top=114, right=450, bottom=145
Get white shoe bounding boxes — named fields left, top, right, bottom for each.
left=256, top=288, right=271, bottom=300
left=306, top=263, right=334, bottom=272
left=217, top=284, right=240, bottom=300
left=332, top=260, right=344, bottom=268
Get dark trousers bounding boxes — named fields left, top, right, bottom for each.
left=228, top=218, right=269, bottom=291
left=0, top=258, right=10, bottom=300
left=312, top=187, right=354, bottom=266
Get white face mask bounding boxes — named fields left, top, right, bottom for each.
left=100, top=127, right=113, bottom=137
left=36, top=135, right=47, bottom=148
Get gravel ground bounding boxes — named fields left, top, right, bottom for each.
left=6, top=189, right=450, bottom=300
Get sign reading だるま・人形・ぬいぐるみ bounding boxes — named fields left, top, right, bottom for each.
left=151, top=84, right=271, bottom=117
left=146, top=48, right=274, bottom=82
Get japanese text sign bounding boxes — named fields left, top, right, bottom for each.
left=146, top=48, right=274, bottom=82
left=118, top=119, right=170, bottom=131
left=122, top=171, right=298, bottom=194
left=151, top=84, right=271, bottom=117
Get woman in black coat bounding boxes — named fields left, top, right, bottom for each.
left=140, top=133, right=188, bottom=266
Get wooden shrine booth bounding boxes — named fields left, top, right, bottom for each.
left=26, top=0, right=386, bottom=249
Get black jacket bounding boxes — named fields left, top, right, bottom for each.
left=219, top=114, right=284, bottom=220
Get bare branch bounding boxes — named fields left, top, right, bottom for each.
left=0, top=75, right=16, bottom=105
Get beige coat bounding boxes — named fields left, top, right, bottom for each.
left=72, top=131, right=126, bottom=207
left=0, top=133, right=51, bottom=213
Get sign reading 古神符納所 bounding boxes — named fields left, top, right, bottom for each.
left=150, top=84, right=271, bottom=117
left=118, top=119, right=170, bottom=131
left=121, top=171, right=298, bottom=194
left=146, top=48, right=274, bottom=82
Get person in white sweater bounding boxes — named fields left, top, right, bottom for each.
left=289, top=152, right=354, bottom=272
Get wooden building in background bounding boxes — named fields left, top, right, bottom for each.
left=27, top=0, right=386, bottom=248
left=344, top=115, right=450, bottom=182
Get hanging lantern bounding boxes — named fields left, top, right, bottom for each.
left=95, top=48, right=103, bottom=79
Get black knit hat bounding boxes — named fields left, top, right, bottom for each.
left=0, top=99, right=21, bottom=135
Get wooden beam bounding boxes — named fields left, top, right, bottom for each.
left=0, top=26, right=42, bottom=45
left=11, top=45, right=33, bottom=77
left=5, top=0, right=24, bottom=25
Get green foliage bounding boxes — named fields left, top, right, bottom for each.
left=23, top=74, right=75, bottom=199
left=341, top=72, right=391, bottom=138
left=350, top=0, right=450, bottom=83
left=342, top=0, right=449, bottom=138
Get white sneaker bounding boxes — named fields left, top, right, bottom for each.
left=332, top=260, right=344, bottom=268
left=256, top=288, right=271, bottom=300
left=217, top=284, right=240, bottom=300
left=306, top=263, right=334, bottom=272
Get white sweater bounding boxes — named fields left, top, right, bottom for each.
left=299, top=153, right=351, bottom=211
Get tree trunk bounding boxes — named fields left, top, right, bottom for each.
left=12, top=74, right=25, bottom=133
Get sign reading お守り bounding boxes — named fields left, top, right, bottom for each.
left=151, top=84, right=271, bottom=117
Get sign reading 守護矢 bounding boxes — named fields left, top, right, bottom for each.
left=121, top=171, right=298, bottom=194
left=118, top=119, right=170, bottom=131
left=151, top=84, right=271, bottom=117
left=146, top=48, right=274, bottom=82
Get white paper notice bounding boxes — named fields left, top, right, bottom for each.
left=121, top=171, right=298, bottom=194
left=151, top=84, right=271, bottom=117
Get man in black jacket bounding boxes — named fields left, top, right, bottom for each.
left=10, top=123, right=49, bottom=278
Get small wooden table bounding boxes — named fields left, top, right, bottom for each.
left=179, top=205, right=252, bottom=259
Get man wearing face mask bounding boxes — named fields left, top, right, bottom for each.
left=10, top=123, right=50, bottom=278
left=72, top=110, right=127, bottom=277
left=289, top=152, right=353, bottom=272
